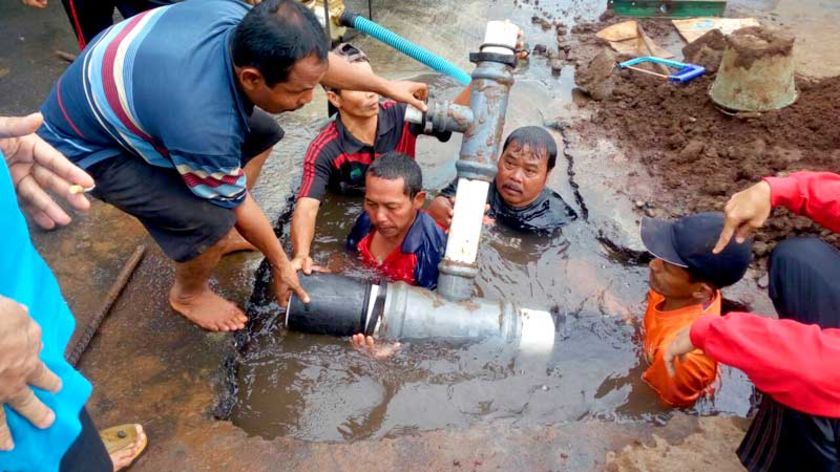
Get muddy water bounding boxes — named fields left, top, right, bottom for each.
left=230, top=0, right=754, bottom=442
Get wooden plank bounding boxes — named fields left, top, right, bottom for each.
left=672, top=18, right=760, bottom=43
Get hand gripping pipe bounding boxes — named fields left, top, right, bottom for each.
left=286, top=273, right=557, bottom=354
left=338, top=11, right=473, bottom=86
left=405, top=21, right=520, bottom=301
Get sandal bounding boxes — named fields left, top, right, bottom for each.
left=99, top=424, right=148, bottom=470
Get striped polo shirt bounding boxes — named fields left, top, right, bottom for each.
left=38, top=0, right=254, bottom=209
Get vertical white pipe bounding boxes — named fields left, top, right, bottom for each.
left=444, top=178, right=490, bottom=264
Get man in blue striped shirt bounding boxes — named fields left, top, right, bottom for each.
left=38, top=0, right=429, bottom=332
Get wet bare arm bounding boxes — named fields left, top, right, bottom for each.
left=427, top=195, right=454, bottom=229
left=290, top=197, right=321, bottom=274
left=234, top=193, right=310, bottom=303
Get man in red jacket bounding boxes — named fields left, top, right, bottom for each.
left=666, top=171, right=840, bottom=471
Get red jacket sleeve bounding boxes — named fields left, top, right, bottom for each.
left=764, top=171, right=840, bottom=233
left=690, top=312, right=840, bottom=418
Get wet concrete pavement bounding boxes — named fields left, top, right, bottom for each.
left=1, top=0, right=838, bottom=470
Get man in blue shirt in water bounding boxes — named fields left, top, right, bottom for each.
left=0, top=113, right=144, bottom=471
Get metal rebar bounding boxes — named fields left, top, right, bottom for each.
left=66, top=245, right=146, bottom=366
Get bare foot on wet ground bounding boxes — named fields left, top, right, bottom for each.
left=169, top=284, right=247, bottom=331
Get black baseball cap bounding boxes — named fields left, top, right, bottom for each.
left=640, top=212, right=752, bottom=288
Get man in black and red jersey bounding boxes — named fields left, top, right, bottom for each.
left=290, top=43, right=468, bottom=274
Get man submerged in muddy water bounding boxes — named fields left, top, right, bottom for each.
left=344, top=152, right=445, bottom=356
left=36, top=0, right=429, bottom=332
left=639, top=212, right=752, bottom=408
left=427, top=126, right=577, bottom=233
left=290, top=42, right=465, bottom=276
left=346, top=152, right=446, bottom=291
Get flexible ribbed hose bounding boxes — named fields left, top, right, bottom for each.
left=347, top=15, right=472, bottom=85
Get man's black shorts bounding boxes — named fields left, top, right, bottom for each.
left=87, top=110, right=283, bottom=263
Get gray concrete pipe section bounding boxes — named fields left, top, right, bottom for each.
left=404, top=21, right=519, bottom=301
left=378, top=282, right=556, bottom=353
left=285, top=274, right=557, bottom=354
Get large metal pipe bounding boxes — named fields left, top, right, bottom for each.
left=285, top=274, right=556, bottom=354
left=404, top=21, right=519, bottom=301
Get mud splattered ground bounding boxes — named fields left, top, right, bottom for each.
left=566, top=20, right=840, bottom=269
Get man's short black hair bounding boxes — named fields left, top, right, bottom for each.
left=502, top=126, right=558, bottom=171
left=366, top=152, right=423, bottom=198
left=232, top=0, right=329, bottom=87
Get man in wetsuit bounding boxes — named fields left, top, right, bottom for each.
left=291, top=43, right=461, bottom=275
left=346, top=152, right=446, bottom=290
left=427, top=126, right=576, bottom=233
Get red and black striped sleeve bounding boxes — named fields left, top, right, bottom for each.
left=298, top=124, right=340, bottom=201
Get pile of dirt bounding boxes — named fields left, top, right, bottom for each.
left=682, top=29, right=727, bottom=73
left=576, top=66, right=840, bottom=262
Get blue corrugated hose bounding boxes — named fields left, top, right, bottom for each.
left=346, top=14, right=472, bottom=85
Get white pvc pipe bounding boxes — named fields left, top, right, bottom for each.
left=444, top=178, right=490, bottom=264
left=481, top=20, right=518, bottom=56
left=404, top=105, right=424, bottom=125
left=517, top=308, right=557, bottom=354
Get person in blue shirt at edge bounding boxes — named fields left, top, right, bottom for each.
left=427, top=126, right=577, bottom=234
left=36, top=0, right=430, bottom=332
left=1, top=113, right=145, bottom=472
left=345, top=152, right=445, bottom=354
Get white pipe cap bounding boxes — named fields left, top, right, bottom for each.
left=482, top=20, right=518, bottom=56
left=518, top=308, right=556, bottom=354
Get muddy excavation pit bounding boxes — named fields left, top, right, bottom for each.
left=4, top=0, right=839, bottom=470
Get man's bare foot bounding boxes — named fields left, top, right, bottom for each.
left=350, top=334, right=401, bottom=359
left=169, top=284, right=247, bottom=331
left=110, top=425, right=147, bottom=471
left=221, top=230, right=257, bottom=256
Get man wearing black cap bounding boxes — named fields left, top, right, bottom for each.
left=665, top=172, right=840, bottom=472
left=639, top=212, right=752, bottom=408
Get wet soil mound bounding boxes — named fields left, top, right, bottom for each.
left=581, top=69, right=840, bottom=261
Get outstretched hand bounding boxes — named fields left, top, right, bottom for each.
left=289, top=255, right=329, bottom=275
left=350, top=334, right=401, bottom=359
left=0, top=296, right=63, bottom=451
left=663, top=326, right=698, bottom=377
left=383, top=80, right=429, bottom=112
left=273, top=260, right=310, bottom=307
left=0, top=113, right=95, bottom=229
left=713, top=180, right=772, bottom=254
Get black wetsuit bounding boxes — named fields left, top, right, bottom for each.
left=440, top=179, right=577, bottom=234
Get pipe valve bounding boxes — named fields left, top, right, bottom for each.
left=404, top=101, right=474, bottom=136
